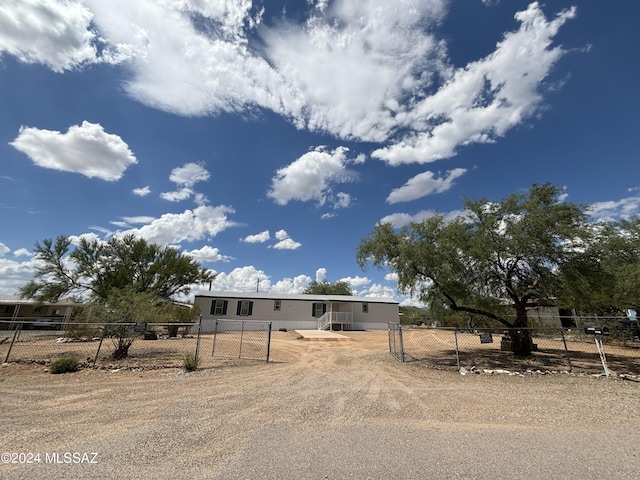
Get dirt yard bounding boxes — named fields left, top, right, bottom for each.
left=1, top=331, right=639, bottom=479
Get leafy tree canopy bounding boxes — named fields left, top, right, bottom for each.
left=20, top=234, right=214, bottom=303
left=304, top=280, right=353, bottom=296
left=357, top=183, right=590, bottom=355
left=560, top=217, right=640, bottom=315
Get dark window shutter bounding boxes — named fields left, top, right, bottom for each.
left=222, top=300, right=228, bottom=315
left=236, top=301, right=242, bottom=315
left=311, top=302, right=326, bottom=317
left=210, top=300, right=216, bottom=315
left=248, top=301, right=253, bottom=316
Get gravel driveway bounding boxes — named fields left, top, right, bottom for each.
left=1, top=331, right=639, bottom=479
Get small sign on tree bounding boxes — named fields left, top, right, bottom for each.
left=134, top=322, right=148, bottom=333
left=479, top=333, right=493, bottom=344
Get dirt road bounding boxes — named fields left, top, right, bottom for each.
left=1, top=331, right=639, bottom=479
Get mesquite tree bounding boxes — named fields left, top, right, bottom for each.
left=20, top=234, right=213, bottom=302
left=304, top=280, right=353, bottom=295
left=20, top=234, right=213, bottom=359
left=357, top=183, right=588, bottom=356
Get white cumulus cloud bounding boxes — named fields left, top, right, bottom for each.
left=356, top=283, right=397, bottom=299
left=133, top=186, right=151, bottom=196
left=372, top=3, right=577, bottom=165
left=270, top=230, right=302, bottom=250
left=261, top=0, right=448, bottom=141
left=161, top=162, right=210, bottom=202
left=339, top=275, right=370, bottom=288
left=209, top=266, right=270, bottom=293
left=169, top=162, right=211, bottom=187
left=10, top=121, right=136, bottom=181
left=0, top=0, right=99, bottom=72
left=119, top=205, right=238, bottom=246
left=387, top=168, right=467, bottom=203
left=267, top=146, right=357, bottom=206
left=2, top=1, right=576, bottom=174
left=315, top=268, right=327, bottom=283
left=588, top=196, right=640, bottom=221
left=242, top=230, right=270, bottom=243
left=378, top=209, right=466, bottom=228
left=186, top=245, right=233, bottom=263
left=83, top=0, right=296, bottom=117
left=208, top=266, right=313, bottom=294
left=0, top=254, right=39, bottom=296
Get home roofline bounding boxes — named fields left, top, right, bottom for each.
left=195, top=291, right=398, bottom=305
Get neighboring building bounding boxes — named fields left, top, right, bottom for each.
left=0, top=296, right=76, bottom=328
left=195, top=291, right=399, bottom=331
left=527, top=306, right=577, bottom=328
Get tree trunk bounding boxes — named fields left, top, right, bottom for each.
left=509, top=303, right=532, bottom=356
left=112, top=337, right=134, bottom=359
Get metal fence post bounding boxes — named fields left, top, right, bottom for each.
left=265, top=322, right=272, bottom=363
left=595, top=336, right=610, bottom=377
left=454, top=329, right=460, bottom=370
left=211, top=320, right=219, bottom=356
left=397, top=324, right=405, bottom=363
left=93, top=325, right=106, bottom=364
left=4, top=322, right=22, bottom=363
left=194, top=315, right=202, bottom=362
left=560, top=328, right=573, bottom=373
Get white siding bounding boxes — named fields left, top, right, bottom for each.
left=195, top=292, right=398, bottom=332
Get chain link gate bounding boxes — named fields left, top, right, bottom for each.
left=211, top=319, right=272, bottom=362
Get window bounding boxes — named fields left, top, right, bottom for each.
left=33, top=306, right=43, bottom=313
left=362, top=302, right=369, bottom=313
left=312, top=302, right=326, bottom=318
left=210, top=299, right=228, bottom=316
left=4, top=305, right=15, bottom=314
left=274, top=300, right=281, bottom=311
left=236, top=300, right=253, bottom=316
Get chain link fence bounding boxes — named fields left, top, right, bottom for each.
left=209, top=319, right=272, bottom=362
left=388, top=324, right=640, bottom=375
left=1, top=319, right=275, bottom=368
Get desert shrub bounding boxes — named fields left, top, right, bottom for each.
left=65, top=323, right=102, bottom=339
left=183, top=353, right=200, bottom=372
left=50, top=357, right=80, bottom=374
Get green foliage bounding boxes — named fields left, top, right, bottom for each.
left=50, top=357, right=80, bottom=374
left=357, top=183, right=589, bottom=355
left=399, top=306, right=429, bottom=325
left=20, top=234, right=214, bottom=303
left=399, top=306, right=503, bottom=328
left=182, top=353, right=200, bottom=372
left=304, top=280, right=353, bottom=295
left=559, top=217, right=640, bottom=315
left=91, top=288, right=177, bottom=359
left=20, top=234, right=210, bottom=361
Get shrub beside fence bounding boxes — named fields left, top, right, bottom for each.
left=388, top=323, right=640, bottom=376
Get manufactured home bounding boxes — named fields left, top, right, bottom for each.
left=0, top=296, right=76, bottom=328
left=195, top=291, right=399, bottom=332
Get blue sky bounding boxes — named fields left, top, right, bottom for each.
left=1, top=0, right=639, bottom=305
